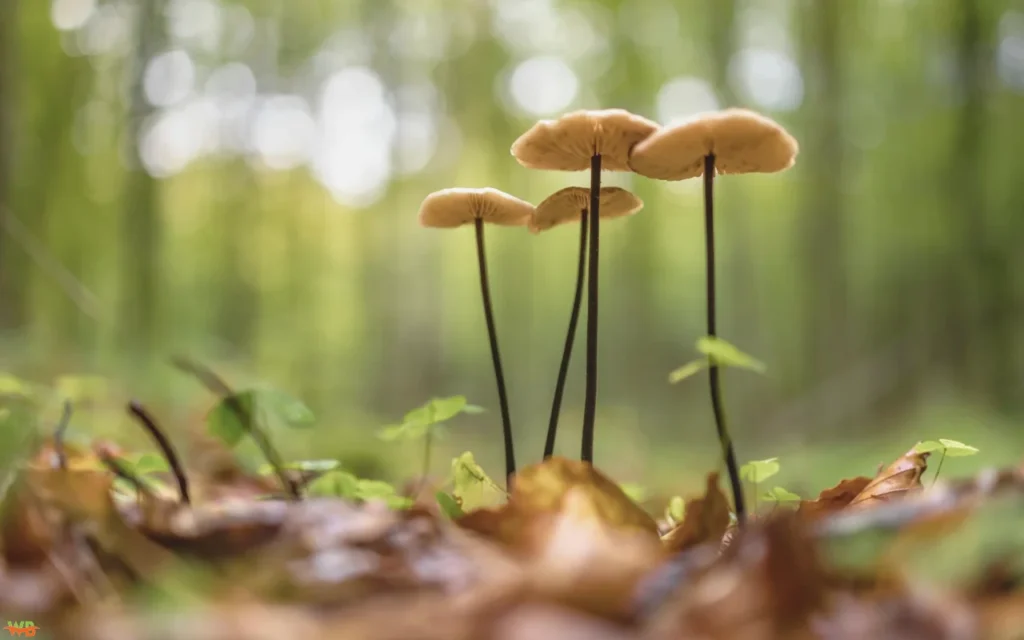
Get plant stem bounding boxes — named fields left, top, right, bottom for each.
left=931, top=447, right=947, bottom=486
left=474, top=218, right=515, bottom=481
left=543, top=210, right=589, bottom=459
left=420, top=430, right=434, bottom=494
left=581, top=154, right=602, bottom=463
left=703, top=153, right=746, bottom=524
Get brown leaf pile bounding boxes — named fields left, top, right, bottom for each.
left=4, top=434, right=1024, bottom=640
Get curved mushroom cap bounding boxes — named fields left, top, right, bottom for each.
left=511, top=109, right=659, bottom=172
left=529, top=187, right=644, bottom=234
left=418, top=188, right=534, bottom=229
left=629, top=108, right=798, bottom=180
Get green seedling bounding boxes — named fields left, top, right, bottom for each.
left=740, top=457, right=782, bottom=514
left=914, top=439, right=980, bottom=485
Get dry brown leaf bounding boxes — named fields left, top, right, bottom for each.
left=662, top=472, right=731, bottom=553
left=797, top=476, right=872, bottom=519
left=848, top=448, right=929, bottom=510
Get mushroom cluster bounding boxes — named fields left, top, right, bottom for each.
left=416, top=107, right=798, bottom=523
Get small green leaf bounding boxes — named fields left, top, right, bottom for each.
left=620, top=482, right=647, bottom=503
left=762, top=486, right=801, bottom=502
left=462, top=404, right=485, bottom=414
left=305, top=470, right=361, bottom=498
left=436, top=491, right=466, bottom=519
left=376, top=424, right=408, bottom=442
left=452, top=451, right=502, bottom=498
left=696, top=336, right=767, bottom=373
left=132, top=453, right=170, bottom=475
left=668, top=359, right=707, bottom=384
left=428, top=396, right=468, bottom=422
left=285, top=459, right=339, bottom=472
left=667, top=496, right=686, bottom=523
left=0, top=373, right=33, bottom=396
left=938, top=439, right=979, bottom=457
left=206, top=388, right=315, bottom=448
left=740, top=457, right=780, bottom=483
left=914, top=440, right=945, bottom=454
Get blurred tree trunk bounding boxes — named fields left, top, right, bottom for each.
left=799, top=0, right=849, bottom=388
left=945, top=0, right=1006, bottom=406
left=118, top=0, right=166, bottom=356
left=0, top=0, right=19, bottom=332
left=215, top=163, right=259, bottom=357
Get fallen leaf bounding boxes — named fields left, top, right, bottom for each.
left=797, top=476, right=872, bottom=519
left=848, top=447, right=929, bottom=510
left=662, top=472, right=731, bottom=553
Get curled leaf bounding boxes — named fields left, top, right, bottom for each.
left=848, top=447, right=929, bottom=510
left=662, top=472, right=732, bottom=553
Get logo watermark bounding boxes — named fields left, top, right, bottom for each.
left=3, top=622, right=39, bottom=637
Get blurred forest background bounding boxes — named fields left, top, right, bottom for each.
left=1, top=0, right=1023, bottom=493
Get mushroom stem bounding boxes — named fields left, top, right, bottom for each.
left=542, top=209, right=589, bottom=459
left=702, top=153, right=746, bottom=523
left=581, top=153, right=602, bottom=463
left=474, top=218, right=516, bottom=481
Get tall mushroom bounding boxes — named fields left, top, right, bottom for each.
left=629, top=108, right=798, bottom=524
left=512, top=109, right=658, bottom=463
left=530, top=186, right=644, bottom=460
left=418, top=187, right=534, bottom=482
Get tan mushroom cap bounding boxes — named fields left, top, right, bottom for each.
left=418, top=187, right=534, bottom=229
left=511, top=109, right=659, bottom=172
left=529, top=187, right=644, bottom=234
left=628, top=108, right=798, bottom=180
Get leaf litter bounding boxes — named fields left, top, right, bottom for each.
left=3, top=382, right=1024, bottom=639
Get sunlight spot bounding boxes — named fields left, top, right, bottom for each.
left=507, top=55, right=578, bottom=116
left=253, top=96, right=316, bottom=170
left=729, top=48, right=804, bottom=112
left=997, top=11, right=1024, bottom=93
left=138, top=100, right=218, bottom=178
left=51, top=0, right=96, bottom=31
left=144, top=50, right=196, bottom=108
left=313, top=66, right=396, bottom=208
left=76, top=4, right=131, bottom=57
left=168, top=0, right=223, bottom=52
left=205, top=62, right=257, bottom=104
left=656, top=77, right=720, bottom=125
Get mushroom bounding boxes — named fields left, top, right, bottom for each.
left=629, top=108, right=798, bottom=524
left=530, top=187, right=644, bottom=460
left=418, top=187, right=534, bottom=482
left=512, top=109, right=658, bottom=463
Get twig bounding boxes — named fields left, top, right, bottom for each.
left=53, top=400, right=73, bottom=470
left=126, top=400, right=191, bottom=504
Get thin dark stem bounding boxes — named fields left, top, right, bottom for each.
left=543, top=210, right=588, bottom=460
left=474, top=219, right=515, bottom=482
left=931, top=448, right=947, bottom=486
left=581, top=154, right=602, bottom=463
left=126, top=401, right=191, bottom=504
left=171, top=356, right=301, bottom=500
left=53, top=400, right=73, bottom=471
left=703, top=153, right=746, bottom=524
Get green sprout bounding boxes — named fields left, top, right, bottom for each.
left=914, top=439, right=980, bottom=485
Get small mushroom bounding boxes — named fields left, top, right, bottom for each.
left=628, top=108, right=798, bottom=525
left=530, top=187, right=643, bottom=461
left=418, top=187, right=534, bottom=481
left=512, top=110, right=658, bottom=464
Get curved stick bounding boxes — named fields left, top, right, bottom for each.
left=127, top=401, right=191, bottom=504
left=542, top=211, right=588, bottom=459
left=474, top=219, right=516, bottom=482
left=581, top=154, right=602, bottom=463
left=702, top=153, right=746, bottom=523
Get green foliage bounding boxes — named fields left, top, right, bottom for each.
left=435, top=491, right=466, bottom=520
left=619, top=482, right=648, bottom=503
left=762, top=486, right=801, bottom=503
left=915, top=439, right=980, bottom=457
left=305, top=469, right=412, bottom=509
left=377, top=396, right=482, bottom=442
left=665, top=495, right=686, bottom=525
left=207, top=387, right=315, bottom=448
left=451, top=451, right=503, bottom=499
left=126, top=452, right=170, bottom=475
left=740, top=458, right=781, bottom=484
left=669, top=337, right=766, bottom=383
